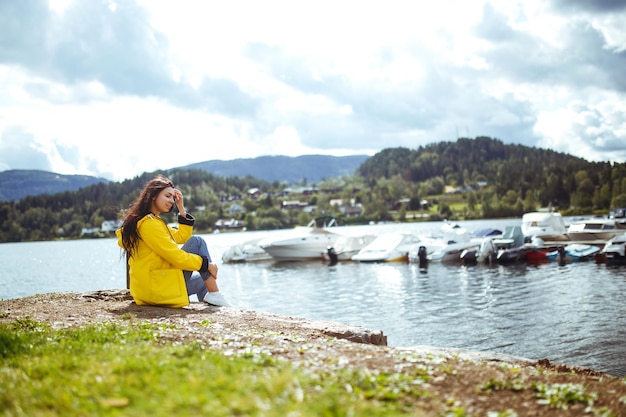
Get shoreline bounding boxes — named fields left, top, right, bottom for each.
left=0, top=289, right=605, bottom=374
left=2, top=289, right=625, bottom=416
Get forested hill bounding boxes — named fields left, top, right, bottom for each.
left=2, top=136, right=626, bottom=243
left=359, top=137, right=626, bottom=210
left=0, top=170, right=109, bottom=202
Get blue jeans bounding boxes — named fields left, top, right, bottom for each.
left=181, top=236, right=212, bottom=301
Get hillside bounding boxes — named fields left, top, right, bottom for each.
left=2, top=137, right=626, bottom=242
left=181, top=154, right=369, bottom=184
left=358, top=137, right=625, bottom=210
left=0, top=170, right=110, bottom=202
left=0, top=155, right=368, bottom=202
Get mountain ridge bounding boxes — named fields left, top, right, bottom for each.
left=0, top=169, right=110, bottom=202
left=180, top=154, right=369, bottom=184
left=0, top=155, right=369, bottom=201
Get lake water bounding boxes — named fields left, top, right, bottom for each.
left=1, top=219, right=625, bottom=377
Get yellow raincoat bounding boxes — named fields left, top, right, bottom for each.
left=116, top=214, right=205, bottom=308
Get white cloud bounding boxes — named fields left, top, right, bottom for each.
left=0, top=0, right=624, bottom=181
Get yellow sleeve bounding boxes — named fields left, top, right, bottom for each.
left=171, top=223, right=193, bottom=244
left=139, top=216, right=203, bottom=271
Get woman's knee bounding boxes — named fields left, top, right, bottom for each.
left=183, top=235, right=204, bottom=251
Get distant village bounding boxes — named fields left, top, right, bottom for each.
left=82, top=182, right=489, bottom=236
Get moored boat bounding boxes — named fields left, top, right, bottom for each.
left=321, top=233, right=377, bottom=262
left=221, top=237, right=273, bottom=263
left=521, top=212, right=568, bottom=241
left=600, top=233, right=626, bottom=265
left=566, top=218, right=623, bottom=242
left=257, top=216, right=343, bottom=261
left=352, top=231, right=421, bottom=262
left=609, top=208, right=626, bottom=229
left=545, top=243, right=601, bottom=263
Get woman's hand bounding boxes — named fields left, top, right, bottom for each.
left=174, top=188, right=185, bottom=216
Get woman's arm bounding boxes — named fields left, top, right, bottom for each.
left=140, top=216, right=208, bottom=272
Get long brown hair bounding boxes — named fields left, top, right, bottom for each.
left=121, top=175, right=174, bottom=257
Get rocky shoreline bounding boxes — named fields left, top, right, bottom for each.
left=2, top=289, right=625, bottom=416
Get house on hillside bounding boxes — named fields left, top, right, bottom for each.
left=342, top=205, right=362, bottom=217
left=227, top=203, right=245, bottom=215
left=101, top=220, right=122, bottom=232
left=247, top=188, right=261, bottom=199
left=281, top=200, right=309, bottom=210
left=214, top=218, right=245, bottom=230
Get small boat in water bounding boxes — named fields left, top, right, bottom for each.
left=546, top=243, right=601, bottom=263
left=426, top=239, right=482, bottom=263
left=408, top=222, right=483, bottom=264
left=494, top=225, right=528, bottom=263
left=221, top=237, right=273, bottom=263
left=352, top=231, right=421, bottom=262
left=600, top=233, right=626, bottom=265
left=322, top=233, right=377, bottom=262
left=521, top=212, right=568, bottom=241
left=257, top=217, right=342, bottom=261
left=608, top=208, right=626, bottom=229
left=566, top=218, right=623, bottom=242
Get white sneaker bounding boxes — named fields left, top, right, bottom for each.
left=203, top=291, right=232, bottom=307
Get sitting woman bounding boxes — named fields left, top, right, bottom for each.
left=117, top=174, right=230, bottom=307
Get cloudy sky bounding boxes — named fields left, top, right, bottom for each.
left=1, top=0, right=625, bottom=181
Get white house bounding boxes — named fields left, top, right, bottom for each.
left=101, top=220, right=122, bottom=232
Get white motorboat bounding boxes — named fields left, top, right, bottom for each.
left=600, top=233, right=626, bottom=265
left=352, top=231, right=422, bottom=262
left=405, top=222, right=477, bottom=264
left=460, top=238, right=498, bottom=265
left=566, top=218, right=623, bottom=242
left=221, top=237, right=273, bottom=263
left=418, top=223, right=480, bottom=263
left=421, top=239, right=481, bottom=263
left=258, top=228, right=340, bottom=261
left=257, top=217, right=344, bottom=261
left=521, top=212, right=568, bottom=241
left=608, top=208, right=626, bottom=228
left=322, top=233, right=377, bottom=262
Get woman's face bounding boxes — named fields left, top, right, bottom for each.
left=151, top=186, right=176, bottom=216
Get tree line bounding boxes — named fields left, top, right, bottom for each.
left=1, top=137, right=625, bottom=243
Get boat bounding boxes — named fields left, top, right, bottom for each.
left=321, top=233, right=377, bottom=262
left=221, top=237, right=273, bottom=263
left=405, top=222, right=480, bottom=264
left=523, top=246, right=553, bottom=263
left=566, top=218, right=623, bottom=242
left=459, top=228, right=503, bottom=264
left=608, top=208, right=626, bottom=228
left=425, top=240, right=481, bottom=263
left=257, top=217, right=343, bottom=261
left=470, top=227, right=503, bottom=239
left=600, top=233, right=626, bottom=265
left=545, top=243, right=601, bottom=263
left=352, top=231, right=422, bottom=262
left=521, top=212, right=568, bottom=241
left=460, top=238, right=498, bottom=265
left=494, top=225, right=528, bottom=263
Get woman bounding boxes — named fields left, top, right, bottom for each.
left=117, top=175, right=231, bottom=307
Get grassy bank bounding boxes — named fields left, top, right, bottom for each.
left=1, top=319, right=435, bottom=416
left=1, top=292, right=625, bottom=417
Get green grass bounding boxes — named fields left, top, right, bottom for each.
left=0, top=319, right=430, bottom=416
